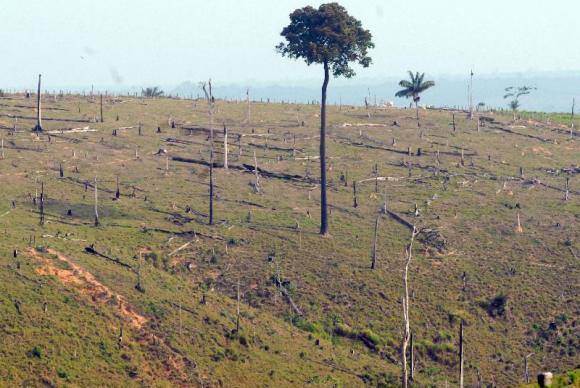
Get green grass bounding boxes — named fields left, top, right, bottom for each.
left=0, top=94, right=577, bottom=386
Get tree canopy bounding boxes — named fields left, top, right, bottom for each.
left=276, top=3, right=374, bottom=78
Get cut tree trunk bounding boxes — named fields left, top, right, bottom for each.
left=320, top=61, right=330, bottom=235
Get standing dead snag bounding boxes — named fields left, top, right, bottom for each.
left=100, top=94, right=104, bottom=123
left=236, top=279, right=241, bottom=332
left=459, top=321, right=464, bottom=388
left=115, top=176, right=120, bottom=199
left=201, top=79, right=216, bottom=225
left=32, top=74, right=43, bottom=132
left=94, top=177, right=99, bottom=227
left=223, top=125, right=228, bottom=170
left=564, top=177, right=570, bottom=201
left=402, top=225, right=419, bottom=388
left=515, top=212, right=523, bottom=233
left=209, top=148, right=214, bottom=225
left=410, top=332, right=415, bottom=382
left=39, top=181, right=45, bottom=225
left=253, top=150, right=261, bottom=193
left=524, top=353, right=534, bottom=384
left=371, top=215, right=379, bottom=269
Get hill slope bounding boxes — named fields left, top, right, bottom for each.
left=0, top=95, right=578, bottom=386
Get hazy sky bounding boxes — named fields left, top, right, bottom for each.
left=2, top=0, right=579, bottom=89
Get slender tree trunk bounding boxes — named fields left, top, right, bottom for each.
left=459, top=321, right=464, bottom=388
left=100, top=94, right=104, bottom=122
left=34, top=74, right=43, bottom=132
left=236, top=279, right=241, bottom=332
left=410, top=331, right=415, bottom=382
left=524, top=353, right=533, bottom=384
left=320, top=61, right=330, bottom=235
left=94, top=177, right=99, bottom=226
left=209, top=148, right=214, bottom=225
left=253, top=150, right=260, bottom=192
left=415, top=100, right=420, bottom=126
left=223, top=125, right=228, bottom=169
left=402, top=226, right=418, bottom=388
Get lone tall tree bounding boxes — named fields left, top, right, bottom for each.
left=395, top=71, right=435, bottom=126
left=277, top=3, right=373, bottom=235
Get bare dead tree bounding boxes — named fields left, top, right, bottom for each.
left=115, top=176, right=120, bottom=199
left=236, top=278, right=241, bottom=332
left=201, top=79, right=216, bottom=225
left=209, top=147, right=214, bottom=225
left=452, top=113, right=456, bottom=132
left=564, top=177, right=570, bottom=201
left=410, top=331, right=415, bottom=382
left=100, top=94, right=104, bottom=123
left=468, top=69, right=474, bottom=120
left=33, top=74, right=43, bottom=132
left=371, top=214, right=379, bottom=269
left=459, top=321, right=464, bottom=388
left=94, top=177, right=99, bottom=226
left=402, top=225, right=419, bottom=388
left=223, top=125, right=228, bottom=169
left=39, top=181, right=45, bottom=225
left=515, top=212, right=523, bottom=233
left=253, top=150, right=261, bottom=193
left=524, top=353, right=534, bottom=384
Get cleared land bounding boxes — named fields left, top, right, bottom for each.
left=0, top=93, right=578, bottom=387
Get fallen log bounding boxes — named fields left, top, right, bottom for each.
left=490, top=125, right=549, bottom=143
left=277, top=283, right=303, bottom=316
left=0, top=113, right=90, bottom=123
left=142, top=227, right=224, bottom=241
left=385, top=209, right=415, bottom=230
left=84, top=245, right=133, bottom=269
left=172, top=155, right=318, bottom=184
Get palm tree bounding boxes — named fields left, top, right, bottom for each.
left=503, top=86, right=535, bottom=121
left=395, top=71, right=435, bottom=126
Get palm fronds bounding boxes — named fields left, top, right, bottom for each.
left=395, top=71, right=435, bottom=101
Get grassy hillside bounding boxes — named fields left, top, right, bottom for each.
left=0, top=94, right=578, bottom=387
